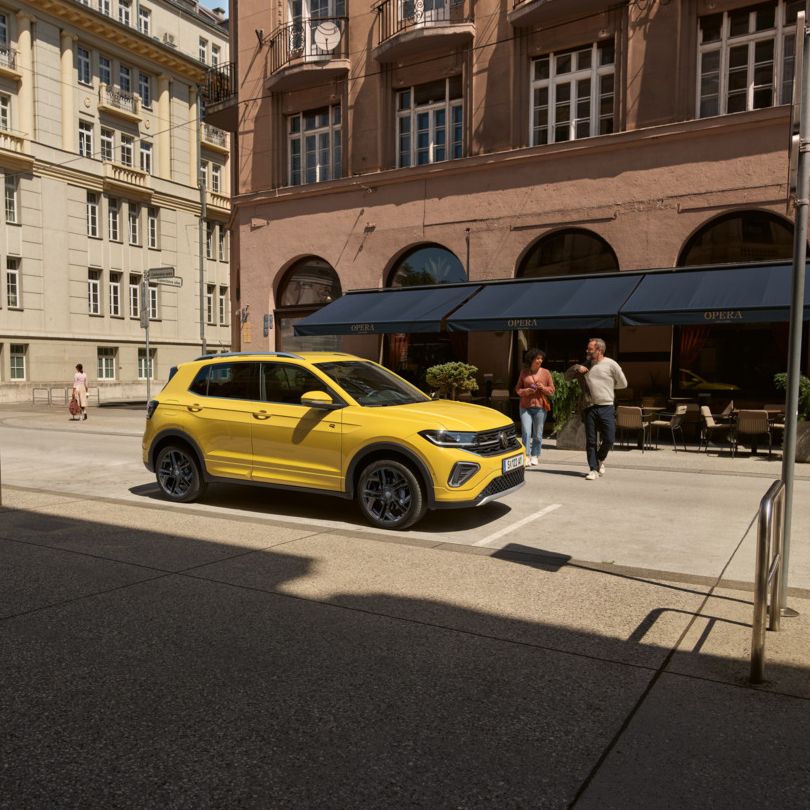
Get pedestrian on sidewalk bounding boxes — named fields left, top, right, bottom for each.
left=515, top=348, right=555, bottom=467
left=566, top=338, right=627, bottom=480
left=72, top=363, right=88, bottom=421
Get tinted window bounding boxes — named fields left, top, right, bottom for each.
left=316, top=360, right=429, bottom=406
left=262, top=363, right=329, bottom=405
left=206, top=362, right=259, bottom=399
left=189, top=367, right=209, bottom=395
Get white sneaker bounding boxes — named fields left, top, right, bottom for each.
left=530, top=456, right=539, bottom=466
left=585, top=470, right=599, bottom=481
left=524, top=455, right=531, bottom=467
left=598, top=463, right=605, bottom=476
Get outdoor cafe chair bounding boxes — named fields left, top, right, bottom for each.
left=732, top=409, right=772, bottom=458
left=616, top=405, right=650, bottom=452
left=648, top=404, right=688, bottom=452
left=699, top=405, right=732, bottom=453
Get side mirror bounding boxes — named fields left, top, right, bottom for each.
left=300, top=390, right=341, bottom=410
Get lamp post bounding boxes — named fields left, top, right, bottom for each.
left=142, top=267, right=179, bottom=406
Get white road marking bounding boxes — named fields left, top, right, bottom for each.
left=473, top=503, right=562, bottom=547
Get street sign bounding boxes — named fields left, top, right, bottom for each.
left=153, top=277, right=183, bottom=287
left=139, top=306, right=149, bottom=329
left=147, top=266, right=176, bottom=279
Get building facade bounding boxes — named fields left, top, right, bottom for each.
left=0, top=0, right=231, bottom=403
left=230, top=0, right=808, bottom=401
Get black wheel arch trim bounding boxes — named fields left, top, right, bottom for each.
left=148, top=429, right=207, bottom=477
left=345, top=443, right=436, bottom=509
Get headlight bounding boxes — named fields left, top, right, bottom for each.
left=419, top=429, right=478, bottom=449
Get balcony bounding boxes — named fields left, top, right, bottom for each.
left=98, top=84, right=142, bottom=123
left=201, top=123, right=229, bottom=154
left=266, top=18, right=349, bottom=92
left=508, top=0, right=609, bottom=28
left=102, top=162, right=152, bottom=200
left=373, top=0, right=474, bottom=63
left=0, top=128, right=33, bottom=170
left=0, top=44, right=20, bottom=81
left=201, top=62, right=237, bottom=132
left=206, top=190, right=230, bottom=215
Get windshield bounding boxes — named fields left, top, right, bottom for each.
left=316, top=361, right=430, bottom=407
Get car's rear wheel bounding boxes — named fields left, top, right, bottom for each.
left=155, top=444, right=206, bottom=503
left=357, top=459, right=427, bottom=530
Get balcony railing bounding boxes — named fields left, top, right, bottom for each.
left=206, top=190, right=230, bottom=212
left=0, top=44, right=17, bottom=71
left=269, top=18, right=349, bottom=75
left=202, top=123, right=228, bottom=148
left=98, top=84, right=141, bottom=121
left=0, top=129, right=27, bottom=154
left=201, top=62, right=235, bottom=106
left=375, top=0, right=467, bottom=45
left=103, top=161, right=151, bottom=192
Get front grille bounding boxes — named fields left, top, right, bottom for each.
left=474, top=424, right=521, bottom=457
left=478, top=467, right=524, bottom=498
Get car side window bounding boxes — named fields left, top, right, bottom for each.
left=189, top=367, right=209, bottom=396
left=206, top=362, right=260, bottom=400
left=261, top=363, right=329, bottom=405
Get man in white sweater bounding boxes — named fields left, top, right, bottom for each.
left=567, top=338, right=628, bottom=480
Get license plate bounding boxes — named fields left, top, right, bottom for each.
left=502, top=454, right=523, bottom=474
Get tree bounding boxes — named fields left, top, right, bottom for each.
left=426, top=362, right=479, bottom=400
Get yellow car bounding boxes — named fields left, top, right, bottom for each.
left=142, top=352, right=525, bottom=529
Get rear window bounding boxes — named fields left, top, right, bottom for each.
left=192, top=362, right=260, bottom=400
left=189, top=367, right=209, bottom=396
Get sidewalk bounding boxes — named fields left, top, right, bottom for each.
left=1, top=405, right=809, bottom=806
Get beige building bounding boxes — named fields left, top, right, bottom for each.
left=229, top=0, right=808, bottom=402
left=0, top=0, right=231, bottom=403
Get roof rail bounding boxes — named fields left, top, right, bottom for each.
left=194, top=351, right=305, bottom=361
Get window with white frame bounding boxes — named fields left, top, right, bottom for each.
left=88, top=269, right=101, bottom=315
left=148, top=283, right=158, bottom=319
left=119, top=64, right=131, bottom=93
left=10, top=343, right=26, bottom=380
left=211, top=163, right=222, bottom=192
left=0, top=94, right=9, bottom=131
left=199, top=159, right=208, bottom=187
left=218, top=224, right=227, bottom=261
left=397, top=78, right=462, bottom=168
left=99, top=54, right=112, bottom=86
left=530, top=40, right=615, bottom=146
left=138, top=347, right=155, bottom=379
left=129, top=274, right=140, bottom=317
left=87, top=192, right=99, bottom=237
left=147, top=206, right=159, bottom=248
left=6, top=258, right=20, bottom=308
left=99, top=0, right=111, bottom=16
left=5, top=173, right=18, bottom=224
left=211, top=44, right=221, bottom=68
left=97, top=347, right=117, bottom=379
left=100, top=128, right=114, bottom=162
left=79, top=121, right=94, bottom=157
left=206, top=284, right=215, bottom=323
left=120, top=134, right=133, bottom=167
left=199, top=38, right=208, bottom=63
left=128, top=202, right=140, bottom=245
left=77, top=46, right=92, bottom=85
left=140, top=141, right=152, bottom=174
left=138, top=71, right=152, bottom=108
left=119, top=0, right=131, bottom=27
left=138, top=6, right=151, bottom=35
left=288, top=105, right=342, bottom=185
left=109, top=198, right=120, bottom=241
left=698, top=1, right=802, bottom=117
left=206, top=221, right=214, bottom=259
left=219, top=286, right=227, bottom=325
left=110, top=272, right=121, bottom=316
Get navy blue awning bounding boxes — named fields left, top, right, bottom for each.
left=619, top=263, right=810, bottom=326
left=293, top=283, right=481, bottom=336
left=446, top=273, right=645, bottom=332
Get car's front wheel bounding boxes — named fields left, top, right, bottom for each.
left=356, top=459, right=427, bottom=530
left=155, top=444, right=206, bottom=503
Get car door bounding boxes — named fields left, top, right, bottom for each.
left=251, top=361, right=343, bottom=490
left=183, top=361, right=259, bottom=480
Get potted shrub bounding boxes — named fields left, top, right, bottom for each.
left=774, top=372, right=810, bottom=463
left=426, top=362, right=479, bottom=400
left=549, top=371, right=585, bottom=450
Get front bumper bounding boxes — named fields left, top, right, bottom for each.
left=433, top=466, right=525, bottom=509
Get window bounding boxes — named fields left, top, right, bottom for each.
left=517, top=229, right=619, bottom=278
left=206, top=362, right=260, bottom=399
left=138, top=6, right=151, bottom=35
left=120, top=134, right=133, bottom=167
left=206, top=221, right=214, bottom=259
left=140, top=141, right=152, bottom=174
left=219, top=286, right=228, bottom=325
left=147, top=206, right=159, bottom=248
left=530, top=40, right=615, bottom=146
left=110, top=272, right=121, bottom=316
left=77, top=46, right=92, bottom=85
left=119, top=0, right=131, bottom=27
left=128, top=203, right=140, bottom=245
left=99, top=55, right=112, bottom=86
left=99, top=0, right=111, bottom=15
left=109, top=198, right=120, bottom=241
left=88, top=269, right=101, bottom=315
left=0, top=94, right=9, bottom=131
left=397, top=78, right=462, bottom=167
left=138, top=347, right=155, bottom=380
left=86, top=192, right=99, bottom=237
left=199, top=37, right=208, bottom=63
left=206, top=284, right=215, bottom=323
left=100, top=128, right=114, bottom=162
left=5, top=173, right=18, bottom=224
left=0, top=13, right=7, bottom=45
left=218, top=224, right=227, bottom=261
left=97, top=347, right=117, bottom=380
left=6, top=258, right=20, bottom=308
left=261, top=363, right=329, bottom=405
left=138, top=71, right=152, bottom=108
left=119, top=64, right=131, bottom=93
left=698, top=1, right=802, bottom=117
left=129, top=274, right=140, bottom=317
left=199, top=159, right=208, bottom=187
left=211, top=163, right=222, bottom=192
left=148, top=284, right=158, bottom=319
left=211, top=44, right=221, bottom=68
left=288, top=105, right=342, bottom=185
left=79, top=121, right=94, bottom=157
left=10, top=344, right=26, bottom=380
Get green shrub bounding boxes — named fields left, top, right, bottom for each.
left=426, top=362, right=479, bottom=400
left=774, top=372, right=810, bottom=421
left=549, top=371, right=580, bottom=434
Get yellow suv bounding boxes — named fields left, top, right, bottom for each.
left=142, top=352, right=524, bottom=529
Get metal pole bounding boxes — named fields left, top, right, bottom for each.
left=198, top=93, right=208, bottom=356
left=142, top=278, right=151, bottom=405
left=779, top=13, right=810, bottom=615
left=465, top=227, right=471, bottom=280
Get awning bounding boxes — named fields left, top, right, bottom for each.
left=446, top=273, right=645, bottom=332
left=293, top=283, right=480, bottom=336
left=619, top=263, right=810, bottom=326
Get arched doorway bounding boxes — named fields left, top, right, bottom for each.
left=275, top=256, right=342, bottom=352
left=384, top=244, right=468, bottom=389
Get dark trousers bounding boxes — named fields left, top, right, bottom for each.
left=584, top=405, right=616, bottom=471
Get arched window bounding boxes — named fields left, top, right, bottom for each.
left=275, top=257, right=342, bottom=351
left=678, top=211, right=793, bottom=267
left=388, top=244, right=466, bottom=287
left=517, top=229, right=619, bottom=278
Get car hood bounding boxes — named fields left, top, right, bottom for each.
left=373, top=399, right=514, bottom=432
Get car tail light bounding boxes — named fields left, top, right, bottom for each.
left=146, top=400, right=159, bottom=419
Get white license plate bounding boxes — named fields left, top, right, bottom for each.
left=502, top=454, right=524, bottom=474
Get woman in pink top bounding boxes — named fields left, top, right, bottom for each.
left=514, top=348, right=555, bottom=466
left=72, top=363, right=89, bottom=421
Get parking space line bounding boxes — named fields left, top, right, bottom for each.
left=473, top=503, right=562, bottom=547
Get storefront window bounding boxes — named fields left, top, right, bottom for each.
left=518, top=228, right=619, bottom=278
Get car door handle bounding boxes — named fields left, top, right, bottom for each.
left=253, top=410, right=270, bottom=420
left=187, top=404, right=203, bottom=412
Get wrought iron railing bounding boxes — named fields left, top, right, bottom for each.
left=100, top=85, right=138, bottom=115
left=201, top=62, right=236, bottom=106
left=375, top=0, right=467, bottom=45
left=202, top=123, right=227, bottom=147
left=269, top=18, right=348, bottom=75
left=0, top=44, right=17, bottom=70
